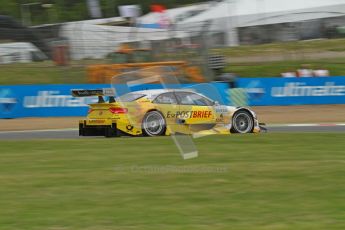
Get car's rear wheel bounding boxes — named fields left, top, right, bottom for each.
left=231, top=110, right=254, bottom=133
left=142, top=111, right=166, bottom=136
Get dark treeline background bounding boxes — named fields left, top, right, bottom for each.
left=0, top=0, right=208, bottom=25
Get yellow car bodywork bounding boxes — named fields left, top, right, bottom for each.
left=76, top=89, right=262, bottom=137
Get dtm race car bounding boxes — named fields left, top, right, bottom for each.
left=72, top=88, right=264, bottom=137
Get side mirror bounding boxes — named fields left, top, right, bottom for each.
left=213, top=101, right=220, bottom=106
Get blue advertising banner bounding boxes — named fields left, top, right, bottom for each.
left=0, top=83, right=228, bottom=118
left=237, top=77, right=345, bottom=106
left=0, top=84, right=107, bottom=118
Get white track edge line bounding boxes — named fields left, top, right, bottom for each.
left=268, top=123, right=345, bottom=127
left=1, top=123, right=345, bottom=134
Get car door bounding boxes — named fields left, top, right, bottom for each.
left=152, top=92, right=179, bottom=126
left=174, top=91, right=216, bottom=124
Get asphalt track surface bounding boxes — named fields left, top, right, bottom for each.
left=0, top=124, right=344, bottom=139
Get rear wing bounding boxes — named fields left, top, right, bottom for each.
left=71, top=88, right=115, bottom=103
left=71, top=88, right=115, bottom=97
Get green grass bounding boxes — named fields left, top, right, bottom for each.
left=1, top=133, right=344, bottom=230
left=0, top=62, right=87, bottom=85
left=218, top=38, right=345, bottom=57
left=225, top=58, right=345, bottom=77
left=2, top=57, right=345, bottom=84
left=1, top=38, right=345, bottom=84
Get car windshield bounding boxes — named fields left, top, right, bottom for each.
left=117, top=93, right=145, bottom=102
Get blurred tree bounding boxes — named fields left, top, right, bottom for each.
left=0, top=0, right=20, bottom=19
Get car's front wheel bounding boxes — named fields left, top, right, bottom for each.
left=142, top=111, right=166, bottom=136
left=231, top=110, right=254, bottom=133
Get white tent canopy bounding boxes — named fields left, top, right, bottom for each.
left=182, top=0, right=345, bottom=25
left=0, top=42, right=46, bottom=64
left=178, top=0, right=345, bottom=46
left=60, top=21, right=187, bottom=60
left=139, top=2, right=210, bottom=26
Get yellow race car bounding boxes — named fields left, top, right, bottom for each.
left=72, top=88, right=264, bottom=137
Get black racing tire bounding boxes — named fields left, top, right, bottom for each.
left=142, top=111, right=166, bottom=136
left=230, top=110, right=254, bottom=134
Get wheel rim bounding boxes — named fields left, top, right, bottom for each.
left=143, top=112, right=165, bottom=136
left=233, top=112, right=253, bottom=133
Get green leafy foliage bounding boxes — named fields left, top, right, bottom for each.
left=0, top=0, right=208, bottom=25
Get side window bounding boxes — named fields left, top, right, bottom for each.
left=176, top=92, right=214, bottom=106
left=176, top=92, right=194, bottom=105
left=153, top=93, right=177, bottom=104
